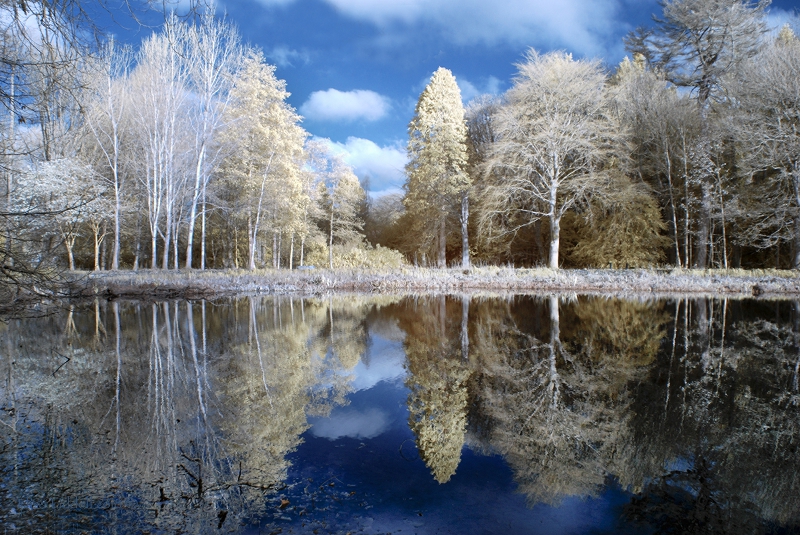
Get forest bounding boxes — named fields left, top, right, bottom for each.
left=2, top=0, right=800, bottom=286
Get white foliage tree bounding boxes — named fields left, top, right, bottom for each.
left=482, top=50, right=620, bottom=270
left=183, top=14, right=245, bottom=269
left=128, top=18, right=192, bottom=269
left=220, top=53, right=306, bottom=271
left=405, top=67, right=470, bottom=268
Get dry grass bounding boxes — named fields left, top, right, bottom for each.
left=68, top=266, right=800, bottom=300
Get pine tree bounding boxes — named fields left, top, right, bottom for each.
left=404, top=68, right=470, bottom=268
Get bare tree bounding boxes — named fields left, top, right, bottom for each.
left=84, top=39, right=132, bottom=270
left=183, top=14, right=244, bottom=269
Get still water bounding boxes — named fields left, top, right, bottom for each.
left=1, top=294, right=799, bottom=534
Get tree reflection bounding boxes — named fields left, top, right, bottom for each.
left=0, top=296, right=376, bottom=533
left=470, top=295, right=651, bottom=504
left=625, top=299, right=800, bottom=531
left=2, top=294, right=800, bottom=532
left=399, top=296, right=471, bottom=483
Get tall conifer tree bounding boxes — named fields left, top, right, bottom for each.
left=404, top=68, right=470, bottom=268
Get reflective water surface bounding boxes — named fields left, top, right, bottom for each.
left=1, top=295, right=799, bottom=534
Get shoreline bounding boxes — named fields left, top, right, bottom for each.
left=67, top=267, right=800, bottom=300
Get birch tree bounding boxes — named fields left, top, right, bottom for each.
left=84, top=40, right=132, bottom=270
left=404, top=68, right=470, bottom=268
left=183, top=15, right=245, bottom=269
left=128, top=19, right=192, bottom=269
left=482, top=51, right=619, bottom=270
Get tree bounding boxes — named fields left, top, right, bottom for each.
left=308, top=143, right=365, bottom=269
left=127, top=18, right=192, bottom=269
left=625, top=0, right=769, bottom=106
left=610, top=56, right=703, bottom=267
left=562, top=176, right=670, bottom=268
left=15, top=159, right=107, bottom=270
left=404, top=67, right=470, bottom=268
left=482, top=51, right=620, bottom=270
left=84, top=39, right=132, bottom=270
left=728, top=27, right=800, bottom=268
left=625, top=0, right=769, bottom=268
left=219, top=53, right=306, bottom=271
left=182, top=14, right=245, bottom=269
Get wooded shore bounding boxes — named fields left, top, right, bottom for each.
left=70, top=267, right=800, bottom=300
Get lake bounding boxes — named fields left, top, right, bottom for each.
left=1, top=294, right=799, bottom=534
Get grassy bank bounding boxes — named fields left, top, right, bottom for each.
left=70, top=267, right=800, bottom=300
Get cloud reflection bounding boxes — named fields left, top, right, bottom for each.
left=311, top=408, right=389, bottom=440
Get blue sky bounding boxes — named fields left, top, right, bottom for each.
left=104, top=0, right=799, bottom=196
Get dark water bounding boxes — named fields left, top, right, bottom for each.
left=1, top=294, right=799, bottom=534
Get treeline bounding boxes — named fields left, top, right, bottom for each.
left=3, top=0, right=800, bottom=281
left=375, top=0, right=800, bottom=270
left=1, top=9, right=399, bottom=282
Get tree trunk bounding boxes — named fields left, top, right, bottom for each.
left=273, top=231, right=278, bottom=269
left=461, top=193, right=470, bottom=268
left=200, top=193, right=207, bottom=270
left=151, top=230, right=158, bottom=269
left=248, top=214, right=256, bottom=271
left=664, top=143, right=681, bottom=267
left=65, top=238, right=75, bottom=271
left=793, top=213, right=800, bottom=270
left=162, top=207, right=171, bottom=270
left=289, top=233, right=294, bottom=270
left=94, top=226, right=101, bottom=271
left=549, top=214, right=561, bottom=270
left=112, top=177, right=121, bottom=270
left=695, top=186, right=710, bottom=269
left=329, top=208, right=334, bottom=269
left=277, top=230, right=282, bottom=269
left=185, top=143, right=205, bottom=269
left=300, top=235, right=305, bottom=267
left=438, top=213, right=446, bottom=268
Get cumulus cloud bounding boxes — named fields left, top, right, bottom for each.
left=321, top=0, right=624, bottom=56
left=321, top=136, right=407, bottom=195
left=300, top=89, right=391, bottom=122
left=266, top=46, right=310, bottom=68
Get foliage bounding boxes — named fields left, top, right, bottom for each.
left=563, top=176, right=670, bottom=268
left=404, top=68, right=470, bottom=267
left=481, top=50, right=623, bottom=269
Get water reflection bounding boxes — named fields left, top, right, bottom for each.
left=1, top=294, right=799, bottom=533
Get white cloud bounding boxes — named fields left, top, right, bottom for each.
left=456, top=75, right=502, bottom=103
left=300, top=89, right=391, bottom=122
left=266, top=46, right=310, bottom=68
left=321, top=0, right=624, bottom=56
left=321, top=136, right=407, bottom=194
